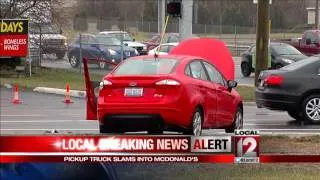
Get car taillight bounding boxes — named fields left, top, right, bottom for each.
left=265, top=75, right=283, bottom=86
left=99, top=80, right=112, bottom=89
left=155, top=79, right=180, bottom=86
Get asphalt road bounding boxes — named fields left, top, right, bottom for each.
left=41, top=56, right=255, bottom=85
left=1, top=88, right=319, bottom=135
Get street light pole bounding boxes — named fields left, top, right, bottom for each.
left=254, top=0, right=270, bottom=85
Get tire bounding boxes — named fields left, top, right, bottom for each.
left=226, top=107, right=243, bottom=133
left=287, top=110, right=302, bottom=121
left=185, top=108, right=203, bottom=136
left=241, top=62, right=252, bottom=77
left=69, top=54, right=80, bottom=68
left=56, top=52, right=65, bottom=59
left=301, top=94, right=320, bottom=123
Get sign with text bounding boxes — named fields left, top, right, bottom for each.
left=0, top=19, right=29, bottom=57
left=234, top=130, right=260, bottom=163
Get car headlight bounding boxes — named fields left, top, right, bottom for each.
left=143, top=46, right=147, bottom=50
left=282, top=58, right=294, bottom=64
left=108, top=49, right=117, bottom=55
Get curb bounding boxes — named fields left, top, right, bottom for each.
left=238, top=84, right=255, bottom=88
left=33, top=87, right=86, bottom=98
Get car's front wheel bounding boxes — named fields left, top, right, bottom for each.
left=302, top=94, right=320, bottom=123
left=241, top=62, right=252, bottom=77
left=226, top=107, right=243, bottom=133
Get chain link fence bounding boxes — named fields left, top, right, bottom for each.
left=72, top=18, right=307, bottom=56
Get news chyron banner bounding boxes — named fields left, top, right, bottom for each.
left=0, top=130, right=263, bottom=164
left=0, top=19, right=28, bottom=57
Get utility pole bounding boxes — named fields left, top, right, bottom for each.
left=254, top=0, right=270, bottom=85
left=179, top=0, right=193, bottom=40
left=316, top=0, right=319, bottom=29
left=158, top=0, right=166, bottom=33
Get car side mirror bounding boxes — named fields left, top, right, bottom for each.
left=227, top=80, right=237, bottom=89
left=306, top=38, right=311, bottom=45
left=124, top=43, right=128, bottom=46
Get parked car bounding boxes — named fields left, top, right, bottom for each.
left=99, top=31, right=147, bottom=55
left=278, top=30, right=320, bottom=56
left=29, top=23, right=67, bottom=59
left=67, top=34, right=138, bottom=69
left=148, top=43, right=179, bottom=55
left=256, top=55, right=320, bottom=123
left=143, top=33, right=181, bottom=51
left=241, top=42, right=307, bottom=77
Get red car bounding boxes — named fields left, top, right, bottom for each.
left=84, top=38, right=243, bottom=135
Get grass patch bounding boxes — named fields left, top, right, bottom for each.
left=1, top=68, right=256, bottom=101
left=236, top=85, right=255, bottom=102
left=0, top=68, right=103, bottom=91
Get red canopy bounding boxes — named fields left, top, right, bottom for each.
left=170, top=38, right=235, bottom=80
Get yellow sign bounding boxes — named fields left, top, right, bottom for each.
left=0, top=21, right=24, bottom=33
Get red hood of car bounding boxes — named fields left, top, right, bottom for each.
left=169, top=38, right=235, bottom=80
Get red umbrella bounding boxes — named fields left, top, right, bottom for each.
left=170, top=38, right=235, bottom=80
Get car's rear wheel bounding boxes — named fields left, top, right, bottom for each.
left=191, top=108, right=203, bottom=136
left=99, top=124, right=113, bottom=134
left=241, top=62, right=252, bottom=77
left=302, top=94, right=320, bottom=123
left=226, top=107, right=243, bottom=133
left=69, top=55, right=80, bottom=68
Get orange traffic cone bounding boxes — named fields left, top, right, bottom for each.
left=63, top=84, right=73, bottom=104
left=12, top=84, right=22, bottom=104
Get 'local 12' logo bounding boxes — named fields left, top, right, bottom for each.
left=234, top=130, right=260, bottom=163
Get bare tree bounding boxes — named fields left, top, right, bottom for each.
left=0, top=0, right=63, bottom=24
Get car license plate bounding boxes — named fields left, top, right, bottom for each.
left=124, top=88, right=143, bottom=97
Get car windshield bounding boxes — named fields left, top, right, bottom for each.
left=281, top=56, right=319, bottom=71
left=272, top=44, right=302, bottom=55
left=114, top=58, right=178, bottom=75
left=110, top=33, right=133, bottom=41
left=96, top=36, right=121, bottom=46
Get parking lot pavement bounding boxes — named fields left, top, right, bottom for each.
left=1, top=88, right=319, bottom=135
left=40, top=56, right=255, bottom=85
